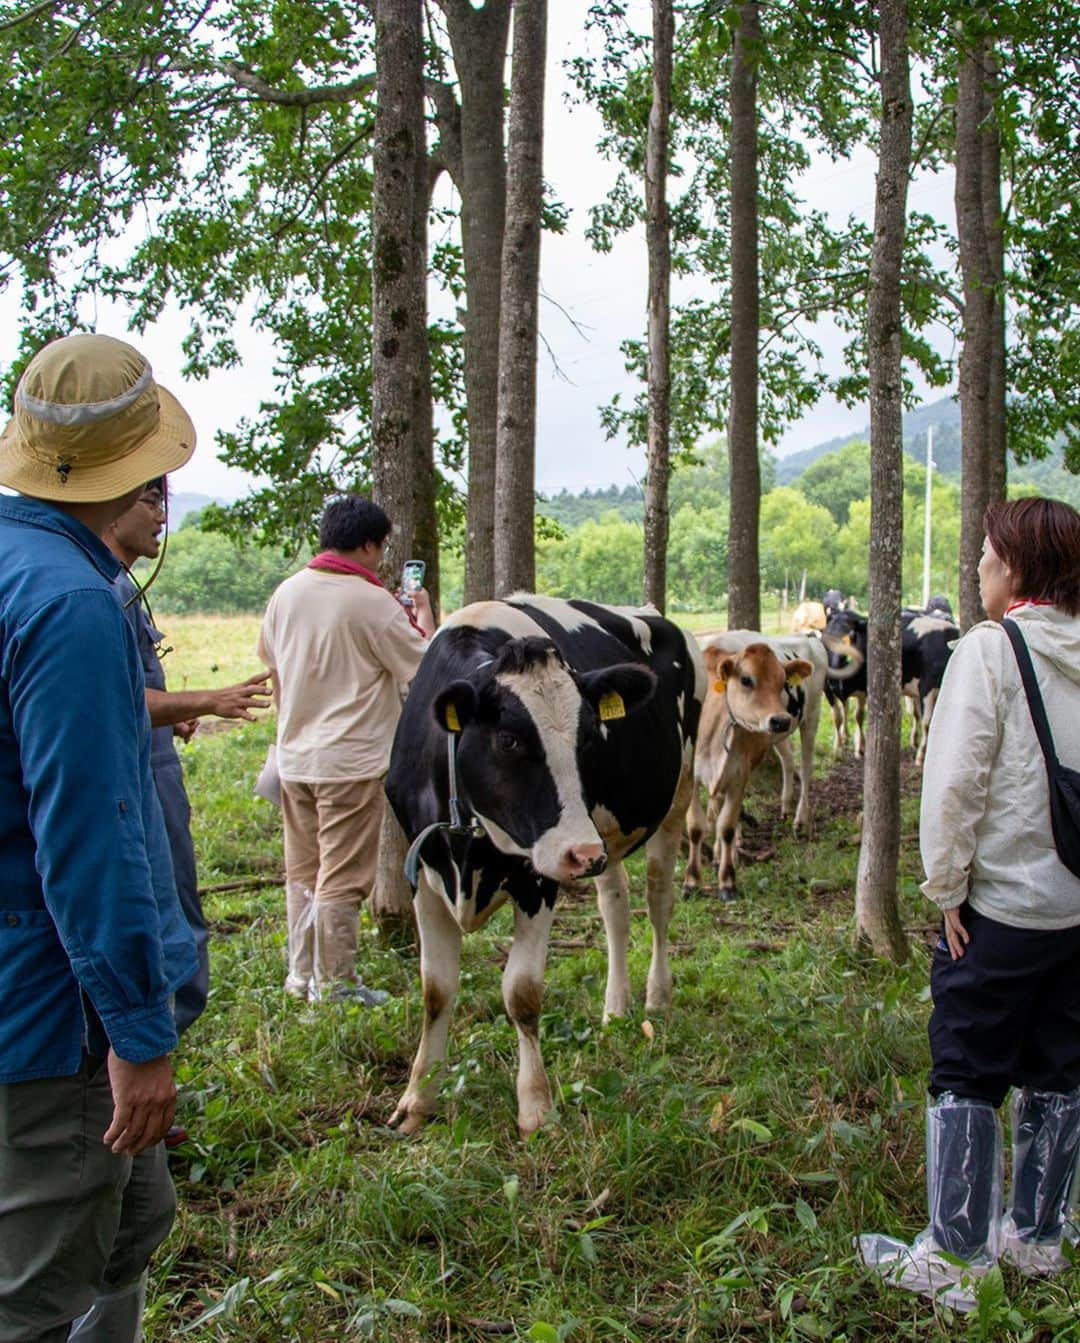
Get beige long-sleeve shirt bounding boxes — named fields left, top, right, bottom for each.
left=257, top=567, right=428, bottom=782
left=919, top=604, right=1080, bottom=929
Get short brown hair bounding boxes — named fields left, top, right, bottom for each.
left=984, top=497, right=1080, bottom=615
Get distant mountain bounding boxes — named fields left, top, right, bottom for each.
left=775, top=395, right=962, bottom=484
left=169, top=491, right=225, bottom=528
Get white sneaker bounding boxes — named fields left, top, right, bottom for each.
left=1000, top=1224, right=1069, bottom=1277
left=858, top=1233, right=987, bottom=1313
left=307, top=981, right=390, bottom=1007
left=284, top=974, right=310, bottom=999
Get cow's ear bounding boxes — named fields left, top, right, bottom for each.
left=579, top=663, right=657, bottom=722
left=433, top=680, right=478, bottom=734
left=714, top=656, right=736, bottom=692
left=702, top=643, right=729, bottom=674
left=785, top=658, right=814, bottom=686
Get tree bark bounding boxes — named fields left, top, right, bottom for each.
left=981, top=46, right=1007, bottom=507
left=854, top=0, right=911, bottom=963
left=443, top=0, right=512, bottom=605
left=371, top=0, right=426, bottom=926
left=493, top=0, right=546, bottom=596
left=955, top=37, right=995, bottom=629
left=726, top=1, right=761, bottom=632
left=643, top=0, right=674, bottom=614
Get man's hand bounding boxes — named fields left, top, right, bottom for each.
left=174, top=718, right=199, bottom=742
left=208, top=672, right=272, bottom=721
left=104, top=1050, right=177, bottom=1155
left=412, top=588, right=436, bottom=638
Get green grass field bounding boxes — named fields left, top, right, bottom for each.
left=145, top=615, right=1080, bottom=1342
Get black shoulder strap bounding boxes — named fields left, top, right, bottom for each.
left=1002, top=617, right=1060, bottom=770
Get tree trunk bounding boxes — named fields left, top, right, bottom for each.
left=643, top=0, right=674, bottom=614
left=981, top=45, right=1007, bottom=507
left=444, top=0, right=512, bottom=605
left=854, top=0, right=911, bottom=963
left=726, top=1, right=761, bottom=632
left=955, top=38, right=995, bottom=629
left=371, top=0, right=426, bottom=926
left=493, top=0, right=546, bottom=596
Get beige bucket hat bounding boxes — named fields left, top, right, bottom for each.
left=0, top=333, right=196, bottom=502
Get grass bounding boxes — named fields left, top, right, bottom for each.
left=145, top=616, right=1080, bottom=1343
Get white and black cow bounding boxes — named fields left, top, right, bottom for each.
left=384, top=596, right=705, bottom=1137
left=901, top=610, right=959, bottom=765
left=824, top=608, right=868, bottom=757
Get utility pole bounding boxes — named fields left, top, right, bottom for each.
left=922, top=424, right=934, bottom=609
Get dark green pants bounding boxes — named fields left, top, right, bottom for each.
left=0, top=1054, right=176, bottom=1343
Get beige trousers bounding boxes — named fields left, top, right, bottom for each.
left=281, top=777, right=385, bottom=989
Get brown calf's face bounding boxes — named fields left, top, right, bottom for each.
left=704, top=642, right=814, bottom=736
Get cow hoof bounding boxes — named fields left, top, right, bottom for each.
left=682, top=881, right=699, bottom=899
left=718, top=887, right=738, bottom=903
left=388, top=1106, right=428, bottom=1137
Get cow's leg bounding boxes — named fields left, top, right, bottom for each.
left=643, top=765, right=691, bottom=1012
left=853, top=692, right=867, bottom=758
left=715, top=785, right=743, bottom=901
left=830, top=697, right=844, bottom=757
left=597, top=861, right=632, bottom=1020
left=904, top=690, right=922, bottom=752
left=503, top=899, right=557, bottom=1137
left=389, top=870, right=462, bottom=1136
left=794, top=693, right=820, bottom=833
left=775, top=738, right=797, bottom=818
left=915, top=687, right=939, bottom=767
left=684, top=782, right=706, bottom=895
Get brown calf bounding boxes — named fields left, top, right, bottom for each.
left=685, top=641, right=814, bottom=902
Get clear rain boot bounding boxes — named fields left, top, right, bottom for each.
left=68, top=1269, right=147, bottom=1342
left=284, top=883, right=315, bottom=997
left=1001, top=1085, right=1080, bottom=1276
left=859, top=1093, right=1003, bottom=1313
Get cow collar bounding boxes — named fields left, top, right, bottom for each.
left=403, top=730, right=486, bottom=889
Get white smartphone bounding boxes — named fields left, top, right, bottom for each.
left=401, top=559, right=426, bottom=594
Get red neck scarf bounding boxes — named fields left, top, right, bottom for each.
left=1005, top=598, right=1056, bottom=615
left=307, top=551, right=426, bottom=635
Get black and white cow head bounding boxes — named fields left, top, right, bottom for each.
left=431, top=637, right=656, bottom=883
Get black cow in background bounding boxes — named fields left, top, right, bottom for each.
left=901, top=610, right=959, bottom=765
left=824, top=608, right=868, bottom=756
left=384, top=595, right=705, bottom=1136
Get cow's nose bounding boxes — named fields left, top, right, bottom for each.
left=564, top=843, right=607, bottom=878
left=769, top=714, right=792, bottom=734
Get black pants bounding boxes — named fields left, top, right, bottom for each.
left=930, top=904, right=1080, bottom=1107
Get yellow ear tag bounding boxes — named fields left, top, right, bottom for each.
left=713, top=678, right=727, bottom=694
left=444, top=703, right=461, bottom=733
left=598, top=691, right=626, bottom=722
left=787, top=673, right=803, bottom=688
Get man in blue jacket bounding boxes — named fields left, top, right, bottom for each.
left=0, top=333, right=199, bottom=1343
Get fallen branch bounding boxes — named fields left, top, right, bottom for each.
left=198, top=876, right=285, bottom=895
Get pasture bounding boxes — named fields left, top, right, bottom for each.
left=149, top=616, right=1080, bottom=1342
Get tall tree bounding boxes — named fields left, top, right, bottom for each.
left=642, top=0, right=674, bottom=612
left=440, top=0, right=512, bottom=604
left=371, top=0, right=426, bottom=579
left=954, top=31, right=996, bottom=629
left=726, top=0, right=762, bottom=632
left=493, top=0, right=547, bottom=596
left=980, top=46, right=1007, bottom=508
left=854, top=0, right=911, bottom=963
left=371, top=0, right=428, bottom=928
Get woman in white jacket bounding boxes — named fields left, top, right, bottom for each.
left=862, top=497, right=1080, bottom=1310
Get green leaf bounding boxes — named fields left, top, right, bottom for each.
left=794, top=1198, right=818, bottom=1231
left=730, top=1117, right=774, bottom=1142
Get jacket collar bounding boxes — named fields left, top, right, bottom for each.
left=0, top=493, right=122, bottom=582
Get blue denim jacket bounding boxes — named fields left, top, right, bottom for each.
left=0, top=495, right=197, bottom=1082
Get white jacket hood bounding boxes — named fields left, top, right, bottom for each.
left=1009, top=603, right=1080, bottom=687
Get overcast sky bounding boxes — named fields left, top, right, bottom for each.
left=1, top=4, right=958, bottom=502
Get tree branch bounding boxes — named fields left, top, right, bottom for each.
left=168, top=57, right=376, bottom=108
left=0, top=0, right=57, bottom=33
